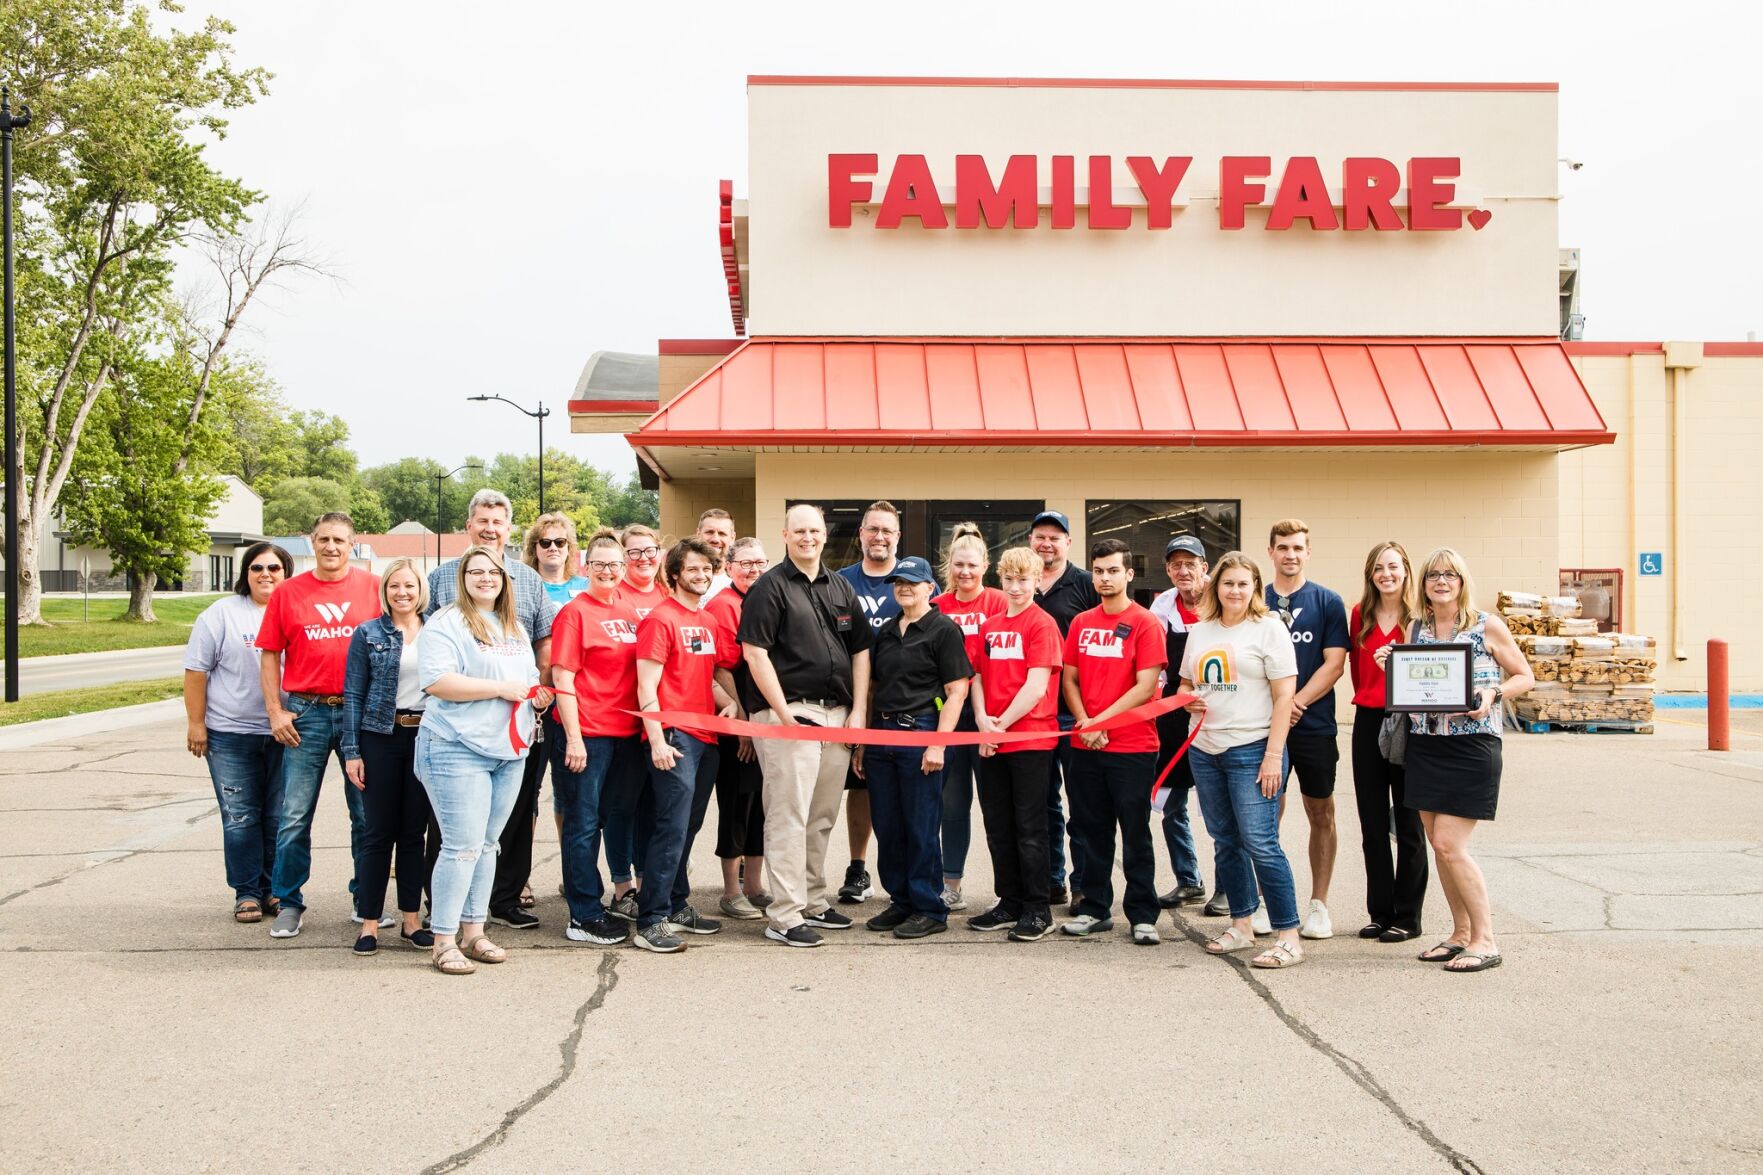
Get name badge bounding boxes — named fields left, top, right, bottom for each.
left=835, top=613, right=853, bottom=632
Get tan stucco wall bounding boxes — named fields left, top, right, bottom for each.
left=1563, top=352, right=1763, bottom=691
left=747, top=82, right=1558, bottom=337
left=658, top=477, right=757, bottom=545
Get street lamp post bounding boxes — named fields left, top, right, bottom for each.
left=434, top=463, right=481, bottom=568
left=3, top=87, right=32, bottom=705
left=466, top=395, right=550, bottom=515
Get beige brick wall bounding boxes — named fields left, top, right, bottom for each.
left=658, top=477, right=757, bottom=545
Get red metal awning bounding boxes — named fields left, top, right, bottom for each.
left=627, top=338, right=1613, bottom=452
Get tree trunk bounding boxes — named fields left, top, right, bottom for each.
left=13, top=516, right=46, bottom=626
left=123, top=571, right=158, bottom=623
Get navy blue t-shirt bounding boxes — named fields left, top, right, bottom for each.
left=1266, top=580, right=1350, bottom=736
left=838, top=561, right=903, bottom=634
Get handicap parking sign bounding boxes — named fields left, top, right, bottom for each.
left=1639, top=552, right=1663, bottom=576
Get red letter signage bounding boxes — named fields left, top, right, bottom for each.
left=1218, top=156, right=1271, bottom=230
left=874, top=154, right=948, bottom=229
left=827, top=154, right=877, bottom=229
left=1266, top=156, right=1339, bottom=231
left=1342, top=157, right=1404, bottom=231
left=1406, top=157, right=1462, bottom=231
left=1126, top=156, right=1192, bottom=230
left=954, top=154, right=1038, bottom=229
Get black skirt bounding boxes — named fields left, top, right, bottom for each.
left=1403, top=732, right=1502, bottom=821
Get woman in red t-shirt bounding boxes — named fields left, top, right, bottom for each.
left=932, top=523, right=1008, bottom=911
left=548, top=533, right=645, bottom=946
left=617, top=524, right=668, bottom=619
left=1348, top=540, right=1426, bottom=943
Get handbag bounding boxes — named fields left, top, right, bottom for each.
left=1376, top=621, right=1422, bottom=765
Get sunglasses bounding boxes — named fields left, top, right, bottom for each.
left=248, top=563, right=284, bottom=574
left=535, top=537, right=569, bottom=550
left=1275, top=595, right=1294, bottom=626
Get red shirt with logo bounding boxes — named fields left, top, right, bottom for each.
left=1061, top=602, right=1167, bottom=754
left=256, top=568, right=382, bottom=696
left=933, top=587, right=1008, bottom=670
left=617, top=577, right=668, bottom=621
left=701, top=587, right=745, bottom=671
left=551, top=591, right=641, bottom=738
left=977, top=604, right=1063, bottom=752
left=634, top=596, right=723, bottom=745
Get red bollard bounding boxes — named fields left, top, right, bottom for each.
left=1708, top=639, right=1730, bottom=752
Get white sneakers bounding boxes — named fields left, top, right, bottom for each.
left=1130, top=923, right=1160, bottom=945
left=1300, top=899, right=1334, bottom=940
left=1250, top=906, right=1272, bottom=936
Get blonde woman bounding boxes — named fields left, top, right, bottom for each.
left=618, top=524, right=668, bottom=619
left=524, top=511, right=589, bottom=604
left=1374, top=548, right=1533, bottom=973
left=931, top=522, right=1006, bottom=910
left=415, top=546, right=552, bottom=975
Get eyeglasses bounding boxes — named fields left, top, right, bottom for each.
left=247, top=563, right=283, bottom=574
left=535, top=537, right=569, bottom=550
left=586, top=560, right=625, bottom=573
left=861, top=526, right=899, bottom=537
left=1424, top=570, right=1461, bottom=582
left=731, top=559, right=769, bottom=572
left=465, top=568, right=504, bottom=579
left=625, top=546, right=659, bottom=560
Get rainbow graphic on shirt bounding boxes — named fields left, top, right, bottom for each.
left=1194, top=646, right=1238, bottom=692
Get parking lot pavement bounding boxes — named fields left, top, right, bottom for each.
left=1, top=716, right=1759, bottom=1172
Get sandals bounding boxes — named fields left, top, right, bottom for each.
left=1206, top=927, right=1256, bottom=954
left=1418, top=941, right=1467, bottom=962
left=1251, top=941, right=1305, bottom=969
left=519, top=885, right=536, bottom=910
left=432, top=946, right=476, bottom=975
left=233, top=899, right=263, bottom=923
left=460, top=935, right=508, bottom=964
left=1378, top=926, right=1420, bottom=944
left=1444, top=951, right=1503, bottom=973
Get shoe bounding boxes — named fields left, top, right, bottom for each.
left=1008, top=913, right=1053, bottom=942
left=262, top=897, right=281, bottom=919
left=837, top=863, right=874, bottom=904
left=1379, top=925, right=1420, bottom=944
left=1202, top=891, right=1231, bottom=917
left=665, top=904, right=722, bottom=935
left=1066, top=890, right=1085, bottom=917
left=1300, top=899, right=1334, bottom=940
left=608, top=892, right=639, bottom=922
left=400, top=927, right=436, bottom=949
left=764, top=923, right=823, bottom=948
left=804, top=907, right=853, bottom=930
left=352, top=934, right=378, bottom=956
left=1158, top=883, right=1206, bottom=908
left=967, top=906, right=1016, bottom=932
left=632, top=922, right=685, bottom=953
left=866, top=905, right=912, bottom=932
left=350, top=908, right=398, bottom=929
left=1048, top=882, right=1069, bottom=905
left=1251, top=907, right=1273, bottom=936
left=719, top=894, right=762, bottom=920
left=268, top=907, right=303, bottom=939
left=1131, top=923, right=1161, bottom=945
left=1059, top=914, right=1114, bottom=937
left=1358, top=922, right=1389, bottom=939
left=894, top=913, right=948, bottom=939
left=940, top=887, right=968, bottom=912
left=747, top=891, right=774, bottom=909
left=489, top=908, right=540, bottom=930
left=567, top=917, right=627, bottom=945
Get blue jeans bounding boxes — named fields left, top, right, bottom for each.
left=670, top=735, right=721, bottom=917
left=204, top=730, right=283, bottom=902
left=415, top=729, right=526, bottom=936
left=1191, top=739, right=1299, bottom=930
left=549, top=733, right=641, bottom=924
left=270, top=699, right=367, bottom=911
left=865, top=715, right=948, bottom=920
left=1160, top=786, right=1202, bottom=890
left=939, top=743, right=978, bottom=881
left=603, top=752, right=655, bottom=886
left=1048, top=712, right=1086, bottom=889
left=636, top=731, right=710, bottom=929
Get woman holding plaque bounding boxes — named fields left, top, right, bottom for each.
left=1376, top=547, right=1532, bottom=974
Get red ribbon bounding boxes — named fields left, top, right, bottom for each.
left=508, top=685, right=574, bottom=756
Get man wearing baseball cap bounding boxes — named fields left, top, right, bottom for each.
left=1149, top=536, right=1209, bottom=909
left=1029, top=509, right=1099, bottom=914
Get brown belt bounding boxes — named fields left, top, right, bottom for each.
left=394, top=713, right=424, bottom=728
left=292, top=692, right=344, bottom=706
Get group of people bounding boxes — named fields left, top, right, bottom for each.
left=183, top=494, right=1532, bottom=975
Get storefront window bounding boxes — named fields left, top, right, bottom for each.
left=1085, top=500, right=1241, bottom=600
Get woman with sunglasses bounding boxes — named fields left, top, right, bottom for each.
left=1374, top=548, right=1532, bottom=974
left=183, top=542, right=294, bottom=923
left=416, top=546, right=552, bottom=975
left=617, top=524, right=667, bottom=620
left=524, top=512, right=590, bottom=605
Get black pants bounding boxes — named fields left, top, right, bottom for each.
left=1351, top=707, right=1428, bottom=932
left=354, top=724, right=435, bottom=920
left=1067, top=749, right=1160, bottom=927
left=714, top=735, right=765, bottom=859
left=490, top=733, right=549, bottom=915
left=977, top=750, right=1053, bottom=918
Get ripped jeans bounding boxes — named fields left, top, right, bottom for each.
left=204, top=729, right=284, bottom=902
left=414, top=729, right=526, bottom=937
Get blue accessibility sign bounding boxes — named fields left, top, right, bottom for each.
left=1638, top=552, right=1663, bottom=576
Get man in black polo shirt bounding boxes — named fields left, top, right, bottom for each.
left=1031, top=509, right=1100, bottom=911
left=738, top=504, right=873, bottom=948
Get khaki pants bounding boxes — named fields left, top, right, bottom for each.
left=752, top=703, right=851, bottom=931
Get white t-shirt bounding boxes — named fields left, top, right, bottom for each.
left=1179, top=614, right=1299, bottom=754
left=418, top=607, right=539, bottom=759
left=183, top=594, right=278, bottom=735
left=394, top=638, right=425, bottom=711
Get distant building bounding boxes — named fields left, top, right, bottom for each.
left=41, top=475, right=267, bottom=593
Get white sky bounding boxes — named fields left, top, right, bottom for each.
left=192, top=0, right=1763, bottom=473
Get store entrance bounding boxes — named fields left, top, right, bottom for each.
left=806, top=499, right=1042, bottom=585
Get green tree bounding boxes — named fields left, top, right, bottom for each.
left=262, top=476, right=351, bottom=537
left=213, top=360, right=300, bottom=490
left=290, top=410, right=356, bottom=484
left=362, top=457, right=478, bottom=533
left=2, top=0, right=269, bottom=624
left=348, top=483, right=390, bottom=534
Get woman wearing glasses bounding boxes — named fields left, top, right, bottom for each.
left=416, top=546, right=552, bottom=975
left=1375, top=548, right=1532, bottom=973
left=705, top=536, right=774, bottom=918
left=524, top=512, right=589, bottom=604
left=182, top=541, right=294, bottom=923
left=618, top=524, right=667, bottom=619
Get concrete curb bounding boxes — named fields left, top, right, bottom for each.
left=0, top=698, right=184, bottom=750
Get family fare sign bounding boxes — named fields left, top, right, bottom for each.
left=827, top=154, right=1491, bottom=232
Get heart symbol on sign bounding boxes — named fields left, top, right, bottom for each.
left=1467, top=208, right=1492, bottom=230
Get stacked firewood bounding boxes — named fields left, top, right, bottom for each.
left=1500, top=592, right=1655, bottom=726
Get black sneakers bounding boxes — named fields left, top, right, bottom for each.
left=666, top=904, right=723, bottom=936
left=837, top=862, right=874, bottom=903
left=967, top=905, right=1016, bottom=932
left=804, top=907, right=853, bottom=930
left=894, top=914, right=947, bottom=940
left=1009, top=913, right=1053, bottom=942
left=866, top=905, right=912, bottom=932
left=489, top=908, right=539, bottom=930
left=607, top=891, right=639, bottom=922
left=764, top=923, right=823, bottom=948
left=1048, top=882, right=1069, bottom=906
left=633, top=922, right=684, bottom=953
left=1159, top=884, right=1207, bottom=908
left=1202, top=891, right=1231, bottom=917
left=566, top=917, right=626, bottom=945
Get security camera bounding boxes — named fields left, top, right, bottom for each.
left=1558, top=157, right=1584, bottom=171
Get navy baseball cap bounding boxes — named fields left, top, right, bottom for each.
left=1164, top=535, right=1207, bottom=559
left=1030, top=510, right=1071, bottom=533
left=885, top=556, right=937, bottom=585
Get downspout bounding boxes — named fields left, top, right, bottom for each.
left=1662, top=342, right=1703, bottom=662
left=1625, top=354, right=1636, bottom=630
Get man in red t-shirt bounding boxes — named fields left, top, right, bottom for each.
left=630, top=538, right=738, bottom=953
left=1059, top=538, right=1167, bottom=944
left=255, top=511, right=382, bottom=937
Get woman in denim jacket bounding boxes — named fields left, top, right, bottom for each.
left=342, top=558, right=438, bottom=955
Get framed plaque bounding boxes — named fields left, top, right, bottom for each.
left=1385, top=643, right=1475, bottom=713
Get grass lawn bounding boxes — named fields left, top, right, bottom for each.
left=0, top=677, right=184, bottom=726
left=0, top=595, right=225, bottom=657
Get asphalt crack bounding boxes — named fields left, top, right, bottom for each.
left=1169, top=910, right=1484, bottom=1174
left=419, top=951, right=621, bottom=1174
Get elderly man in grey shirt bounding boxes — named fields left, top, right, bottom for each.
left=427, top=487, right=557, bottom=929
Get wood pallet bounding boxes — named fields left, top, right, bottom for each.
left=1522, top=719, right=1654, bottom=735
